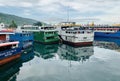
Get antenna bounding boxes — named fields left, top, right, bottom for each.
left=67, top=5, right=70, bottom=22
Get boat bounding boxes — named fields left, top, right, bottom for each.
left=58, top=44, right=94, bottom=62
left=34, top=26, right=60, bottom=44
left=20, top=25, right=60, bottom=44
left=58, top=22, right=94, bottom=47
left=9, top=32, right=33, bottom=50
left=0, top=31, right=21, bottom=66
left=9, top=26, right=34, bottom=50
left=94, top=25, right=120, bottom=38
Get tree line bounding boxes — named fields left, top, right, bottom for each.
left=8, top=20, right=42, bottom=28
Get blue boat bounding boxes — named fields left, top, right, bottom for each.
left=9, top=32, right=34, bottom=49
left=94, top=26, right=120, bottom=38
left=0, top=41, right=21, bottom=65
left=0, top=31, right=22, bottom=65
left=95, top=31, right=120, bottom=38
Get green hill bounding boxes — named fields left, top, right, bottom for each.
left=0, top=12, right=39, bottom=25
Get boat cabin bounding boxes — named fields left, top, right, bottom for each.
left=0, top=41, right=19, bottom=51
left=94, top=26, right=120, bottom=32
left=65, top=27, right=94, bottom=34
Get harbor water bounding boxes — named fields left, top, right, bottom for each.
left=1, top=37, right=120, bottom=81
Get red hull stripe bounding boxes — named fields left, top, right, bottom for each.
left=0, top=53, right=21, bottom=66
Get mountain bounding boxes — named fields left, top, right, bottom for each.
left=0, top=12, right=39, bottom=25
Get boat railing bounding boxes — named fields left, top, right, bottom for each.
left=65, top=30, right=93, bottom=34
left=40, top=27, right=56, bottom=30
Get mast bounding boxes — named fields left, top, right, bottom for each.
left=67, top=6, right=70, bottom=22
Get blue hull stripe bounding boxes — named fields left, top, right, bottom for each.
left=0, top=48, right=21, bottom=60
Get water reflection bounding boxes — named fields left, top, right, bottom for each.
left=94, top=37, right=120, bottom=51
left=34, top=43, right=94, bottom=62
left=58, top=44, right=94, bottom=62
left=34, top=43, right=59, bottom=59
left=21, top=46, right=34, bottom=63
left=0, top=59, right=22, bottom=81
left=2, top=40, right=120, bottom=81
left=0, top=47, right=35, bottom=81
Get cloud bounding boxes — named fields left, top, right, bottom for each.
left=0, top=0, right=33, bottom=8
left=23, top=9, right=31, bottom=16
left=0, top=0, right=120, bottom=24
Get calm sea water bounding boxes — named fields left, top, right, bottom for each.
left=1, top=37, right=120, bottom=81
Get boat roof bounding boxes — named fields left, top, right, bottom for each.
left=0, top=41, right=19, bottom=47
left=41, top=26, right=55, bottom=28
left=94, top=26, right=120, bottom=27
left=0, top=32, right=14, bottom=35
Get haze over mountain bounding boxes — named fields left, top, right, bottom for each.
left=0, top=12, right=39, bottom=25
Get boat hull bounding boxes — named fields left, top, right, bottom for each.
left=59, top=33, right=94, bottom=47
left=0, top=53, right=21, bottom=66
left=35, top=40, right=60, bottom=44
left=95, top=31, right=120, bottom=38
left=63, top=40, right=93, bottom=47
left=34, top=31, right=60, bottom=44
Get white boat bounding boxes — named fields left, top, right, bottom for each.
left=57, top=22, right=94, bottom=47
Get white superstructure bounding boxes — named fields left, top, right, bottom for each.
left=60, top=27, right=94, bottom=43
left=57, top=22, right=94, bottom=46
left=16, top=25, right=39, bottom=33
left=17, top=24, right=57, bottom=33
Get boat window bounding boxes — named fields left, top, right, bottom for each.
left=46, top=36, right=54, bottom=39
left=12, top=44, right=17, bottom=48
left=82, top=31, right=84, bottom=33
left=73, top=32, right=77, bottom=34
left=20, top=34, right=22, bottom=37
left=83, top=37, right=87, bottom=39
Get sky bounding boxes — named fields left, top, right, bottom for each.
left=0, top=0, right=120, bottom=24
